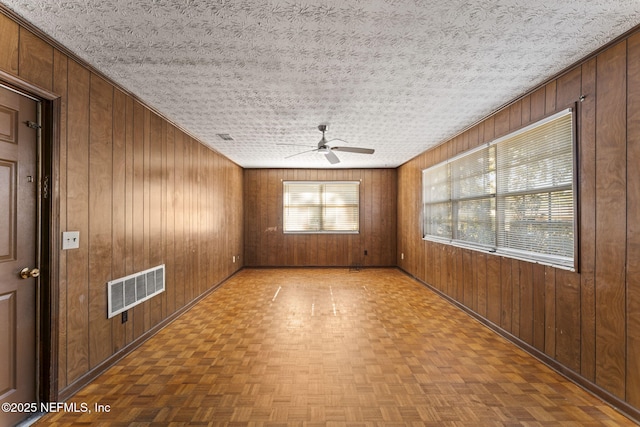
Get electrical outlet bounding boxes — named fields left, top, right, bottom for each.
left=121, top=311, right=128, bottom=324
left=401, top=253, right=404, bottom=260
left=364, top=250, right=368, bottom=256
left=233, top=255, right=236, bottom=263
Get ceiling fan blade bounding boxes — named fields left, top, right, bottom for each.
left=331, top=146, right=375, bottom=154
left=325, top=150, right=340, bottom=164
left=285, top=148, right=319, bottom=159
left=277, top=143, right=316, bottom=148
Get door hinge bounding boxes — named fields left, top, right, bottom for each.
left=42, top=175, right=49, bottom=199
left=25, top=121, right=41, bottom=130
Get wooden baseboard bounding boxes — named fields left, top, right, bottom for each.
left=399, top=268, right=640, bottom=425
left=244, top=265, right=398, bottom=269
left=57, top=269, right=241, bottom=401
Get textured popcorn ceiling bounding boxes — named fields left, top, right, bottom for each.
left=3, top=1, right=640, bottom=168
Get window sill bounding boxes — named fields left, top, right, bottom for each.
left=422, top=235, right=575, bottom=271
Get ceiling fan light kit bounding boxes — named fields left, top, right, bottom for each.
left=279, top=125, right=375, bottom=165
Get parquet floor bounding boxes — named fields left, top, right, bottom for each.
left=37, top=268, right=637, bottom=426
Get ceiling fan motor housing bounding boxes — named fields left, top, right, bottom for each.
left=279, top=124, right=373, bottom=164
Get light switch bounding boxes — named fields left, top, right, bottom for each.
left=62, top=231, right=80, bottom=250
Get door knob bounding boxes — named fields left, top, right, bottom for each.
left=20, top=267, right=40, bottom=279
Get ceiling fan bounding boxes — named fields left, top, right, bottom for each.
left=278, top=124, right=375, bottom=164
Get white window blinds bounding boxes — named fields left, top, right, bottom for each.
left=423, top=163, right=451, bottom=239
left=283, top=181, right=360, bottom=233
left=451, top=145, right=496, bottom=247
left=496, top=111, right=574, bottom=263
left=422, top=109, right=575, bottom=269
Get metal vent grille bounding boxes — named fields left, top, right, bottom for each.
left=107, top=265, right=165, bottom=318
left=216, top=133, right=234, bottom=141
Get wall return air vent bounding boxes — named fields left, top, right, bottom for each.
left=107, top=265, right=165, bottom=318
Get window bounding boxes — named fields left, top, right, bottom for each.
left=423, top=109, right=575, bottom=269
left=283, top=181, right=360, bottom=233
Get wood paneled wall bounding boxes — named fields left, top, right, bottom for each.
left=244, top=169, right=397, bottom=267
left=398, top=33, right=640, bottom=414
left=5, top=5, right=640, bottom=417
left=0, top=11, right=244, bottom=395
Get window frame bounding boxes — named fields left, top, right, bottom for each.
left=283, top=180, right=361, bottom=234
left=422, top=108, right=577, bottom=270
